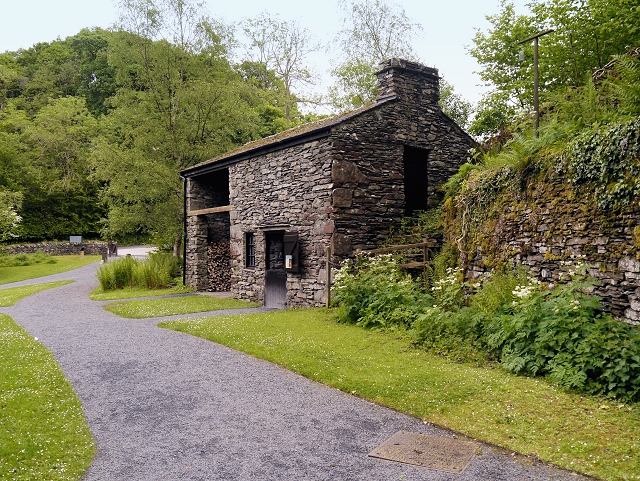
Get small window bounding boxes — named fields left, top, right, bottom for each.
left=245, top=233, right=256, bottom=268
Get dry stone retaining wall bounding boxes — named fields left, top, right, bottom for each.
left=464, top=177, right=640, bottom=324
left=2, top=241, right=107, bottom=256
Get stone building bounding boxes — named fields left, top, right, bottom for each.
left=180, top=58, right=476, bottom=308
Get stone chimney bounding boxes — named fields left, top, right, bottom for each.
left=375, top=58, right=440, bottom=104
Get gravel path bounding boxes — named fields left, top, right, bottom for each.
left=1, top=263, right=592, bottom=480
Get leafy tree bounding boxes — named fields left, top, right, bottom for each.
left=93, top=0, right=260, bottom=250
left=242, top=13, right=318, bottom=122
left=439, top=78, right=474, bottom=130
left=0, top=55, right=20, bottom=112
left=67, top=28, right=118, bottom=116
left=0, top=190, right=22, bottom=242
left=4, top=97, right=104, bottom=240
left=329, top=0, right=423, bottom=110
left=470, top=0, right=640, bottom=137
left=12, top=41, right=81, bottom=115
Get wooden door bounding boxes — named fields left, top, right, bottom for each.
left=264, top=232, right=287, bottom=309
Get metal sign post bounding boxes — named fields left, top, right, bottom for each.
left=518, top=29, right=554, bottom=133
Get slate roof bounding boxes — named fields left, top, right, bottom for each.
left=180, top=97, right=396, bottom=177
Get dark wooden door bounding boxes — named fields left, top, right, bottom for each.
left=264, top=232, right=287, bottom=309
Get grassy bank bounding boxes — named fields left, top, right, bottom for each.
left=0, top=281, right=74, bottom=307
left=161, top=308, right=639, bottom=481
left=106, top=295, right=258, bottom=318
left=0, top=282, right=95, bottom=480
left=0, top=255, right=100, bottom=285
left=90, top=284, right=193, bottom=301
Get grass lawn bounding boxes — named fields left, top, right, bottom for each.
left=160, top=308, right=640, bottom=481
left=105, top=295, right=259, bottom=318
left=0, top=255, right=100, bottom=285
left=89, top=284, right=193, bottom=301
left=0, top=284, right=95, bottom=480
left=0, top=281, right=74, bottom=307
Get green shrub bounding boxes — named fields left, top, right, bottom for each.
left=96, top=253, right=180, bottom=291
left=332, top=249, right=640, bottom=401
left=486, top=278, right=640, bottom=401
left=332, top=254, right=432, bottom=329
left=415, top=269, right=528, bottom=363
left=416, top=264, right=640, bottom=401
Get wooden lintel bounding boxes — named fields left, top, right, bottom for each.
left=187, top=205, right=231, bottom=216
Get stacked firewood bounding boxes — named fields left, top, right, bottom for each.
left=207, top=242, right=231, bottom=291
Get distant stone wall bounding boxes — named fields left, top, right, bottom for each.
left=2, top=241, right=107, bottom=256
left=462, top=176, right=640, bottom=325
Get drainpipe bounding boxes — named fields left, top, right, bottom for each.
left=181, top=175, right=187, bottom=286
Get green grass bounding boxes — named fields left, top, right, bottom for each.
left=160, top=308, right=640, bottom=481
left=0, top=282, right=95, bottom=480
left=90, top=284, right=194, bottom=301
left=105, top=295, right=259, bottom=318
left=0, top=281, right=74, bottom=307
left=0, top=255, right=100, bottom=285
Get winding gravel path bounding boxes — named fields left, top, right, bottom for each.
left=1, top=263, right=591, bottom=480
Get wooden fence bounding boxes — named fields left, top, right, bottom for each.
left=356, top=239, right=438, bottom=270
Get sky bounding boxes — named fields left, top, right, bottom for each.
left=0, top=0, right=531, bottom=107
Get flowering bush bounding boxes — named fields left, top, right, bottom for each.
left=430, top=267, right=466, bottom=311
left=416, top=265, right=640, bottom=401
left=0, top=190, right=22, bottom=242
left=333, top=249, right=640, bottom=400
left=486, top=271, right=640, bottom=401
left=332, top=254, right=432, bottom=329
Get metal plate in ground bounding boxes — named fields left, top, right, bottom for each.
left=368, top=431, right=481, bottom=473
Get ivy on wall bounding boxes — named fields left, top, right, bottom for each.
left=562, top=118, right=640, bottom=211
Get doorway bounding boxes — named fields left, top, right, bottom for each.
left=264, top=231, right=287, bottom=309
left=403, top=146, right=430, bottom=215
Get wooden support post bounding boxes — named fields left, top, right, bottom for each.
left=423, top=245, right=429, bottom=281
left=326, top=246, right=332, bottom=308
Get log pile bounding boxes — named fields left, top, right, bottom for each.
left=207, top=242, right=231, bottom=291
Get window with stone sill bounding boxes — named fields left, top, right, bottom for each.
left=246, top=232, right=256, bottom=268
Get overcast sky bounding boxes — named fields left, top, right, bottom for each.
left=0, top=0, right=530, bottom=106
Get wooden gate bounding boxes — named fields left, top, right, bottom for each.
left=264, top=231, right=287, bottom=309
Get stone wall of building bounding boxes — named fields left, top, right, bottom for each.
left=185, top=177, right=232, bottom=292
left=185, top=58, right=475, bottom=308
left=329, top=61, right=476, bottom=259
left=185, top=178, right=210, bottom=291
left=228, top=139, right=333, bottom=307
left=2, top=241, right=107, bottom=256
left=462, top=176, right=640, bottom=325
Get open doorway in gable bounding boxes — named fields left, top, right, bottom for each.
left=403, top=145, right=430, bottom=215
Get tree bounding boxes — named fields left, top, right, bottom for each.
left=67, top=28, right=118, bottom=116
left=469, top=0, right=640, bottom=137
left=93, top=0, right=260, bottom=250
left=0, top=55, right=20, bottom=112
left=439, top=78, right=474, bottom=130
left=0, top=190, right=22, bottom=242
left=329, top=0, right=423, bottom=110
left=242, top=13, right=318, bottom=122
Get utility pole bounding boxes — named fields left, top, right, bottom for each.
left=518, top=29, right=554, bottom=132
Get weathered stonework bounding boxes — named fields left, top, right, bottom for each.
left=2, top=241, right=107, bottom=256
left=181, top=58, right=475, bottom=308
left=461, top=175, right=640, bottom=325
left=228, top=139, right=334, bottom=306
